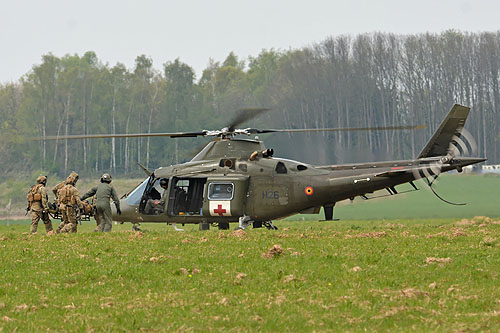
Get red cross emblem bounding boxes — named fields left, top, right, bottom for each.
left=213, top=204, right=227, bottom=216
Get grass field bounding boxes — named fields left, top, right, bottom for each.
left=0, top=173, right=499, bottom=331
left=1, top=217, right=500, bottom=331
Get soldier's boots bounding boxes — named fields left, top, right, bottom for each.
left=55, top=223, right=65, bottom=234
left=44, top=221, right=54, bottom=234
left=59, top=223, right=77, bottom=234
left=31, top=225, right=53, bottom=234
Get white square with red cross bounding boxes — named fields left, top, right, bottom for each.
left=209, top=201, right=232, bottom=217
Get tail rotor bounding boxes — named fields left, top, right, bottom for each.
left=412, top=128, right=478, bottom=205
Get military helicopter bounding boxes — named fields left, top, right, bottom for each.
left=41, top=104, right=485, bottom=230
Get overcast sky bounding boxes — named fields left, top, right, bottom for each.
left=1, top=0, right=499, bottom=83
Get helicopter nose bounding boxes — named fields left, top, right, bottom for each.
left=111, top=199, right=136, bottom=222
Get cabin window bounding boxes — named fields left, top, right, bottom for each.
left=297, top=165, right=308, bottom=171
left=275, top=162, right=287, bottom=174
left=208, top=182, right=234, bottom=200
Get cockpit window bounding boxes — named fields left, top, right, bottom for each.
left=275, top=162, right=287, bottom=174
left=125, top=178, right=149, bottom=205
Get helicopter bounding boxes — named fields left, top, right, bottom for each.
left=41, top=104, right=485, bottom=230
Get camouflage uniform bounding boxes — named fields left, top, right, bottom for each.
left=52, top=171, right=78, bottom=197
left=81, top=174, right=120, bottom=232
left=27, top=176, right=54, bottom=234
left=56, top=173, right=83, bottom=234
left=54, top=172, right=79, bottom=233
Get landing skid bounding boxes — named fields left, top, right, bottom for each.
left=235, top=215, right=252, bottom=230
left=263, top=221, right=278, bottom=230
left=235, top=217, right=278, bottom=230
left=173, top=223, right=184, bottom=231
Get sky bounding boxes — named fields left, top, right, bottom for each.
left=1, top=0, right=499, bottom=83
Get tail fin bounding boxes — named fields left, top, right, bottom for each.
left=417, top=104, right=470, bottom=159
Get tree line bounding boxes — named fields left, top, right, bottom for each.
left=0, top=30, right=499, bottom=178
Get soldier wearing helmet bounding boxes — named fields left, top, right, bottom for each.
left=52, top=171, right=79, bottom=197
left=144, top=178, right=169, bottom=215
left=56, top=172, right=83, bottom=233
left=52, top=171, right=80, bottom=232
left=26, top=175, right=54, bottom=234
left=80, top=173, right=121, bottom=232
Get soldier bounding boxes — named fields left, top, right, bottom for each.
left=80, top=173, right=121, bottom=232
left=56, top=172, right=83, bottom=234
left=52, top=171, right=78, bottom=197
left=53, top=171, right=79, bottom=233
left=27, top=175, right=54, bottom=235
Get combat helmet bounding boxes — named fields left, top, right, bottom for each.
left=36, top=175, right=47, bottom=185
left=160, top=178, right=168, bottom=188
left=66, top=171, right=79, bottom=185
left=101, top=173, right=112, bottom=183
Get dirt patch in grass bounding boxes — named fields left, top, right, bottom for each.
left=128, top=231, right=144, bottom=240
left=400, top=288, right=429, bottom=298
left=262, top=244, right=284, bottom=258
left=425, top=257, right=452, bottom=264
left=455, top=216, right=500, bottom=226
left=230, top=229, right=247, bottom=239
left=345, top=231, right=387, bottom=239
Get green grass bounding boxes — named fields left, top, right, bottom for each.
left=1, top=173, right=499, bottom=331
left=1, top=217, right=500, bottom=331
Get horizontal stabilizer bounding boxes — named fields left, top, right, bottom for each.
left=417, top=104, right=470, bottom=159
left=375, top=169, right=409, bottom=177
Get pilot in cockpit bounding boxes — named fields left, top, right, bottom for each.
left=145, top=178, right=169, bottom=215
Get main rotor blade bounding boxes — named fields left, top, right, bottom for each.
left=228, top=108, right=271, bottom=132
left=34, top=131, right=207, bottom=141
left=33, top=124, right=424, bottom=141
left=249, top=125, right=426, bottom=134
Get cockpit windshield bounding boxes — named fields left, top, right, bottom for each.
left=125, top=178, right=149, bottom=206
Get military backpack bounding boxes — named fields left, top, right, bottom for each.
left=27, top=184, right=42, bottom=205
left=58, top=184, right=76, bottom=205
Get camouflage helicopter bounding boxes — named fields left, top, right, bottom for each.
left=42, top=104, right=485, bottom=230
